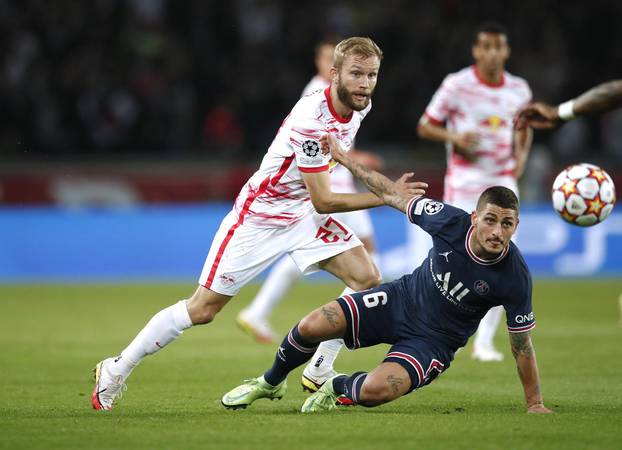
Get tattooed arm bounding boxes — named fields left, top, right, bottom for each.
left=509, top=331, right=552, bottom=413
left=517, top=79, right=622, bottom=129
left=319, top=134, right=427, bottom=214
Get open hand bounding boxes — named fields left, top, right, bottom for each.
left=516, top=102, right=561, bottom=130
left=527, top=403, right=553, bottom=414
left=393, top=172, right=428, bottom=198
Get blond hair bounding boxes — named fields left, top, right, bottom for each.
left=333, top=37, right=383, bottom=70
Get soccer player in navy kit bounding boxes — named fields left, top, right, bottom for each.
left=222, top=135, right=552, bottom=414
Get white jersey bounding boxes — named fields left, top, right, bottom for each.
left=423, top=65, right=532, bottom=202
left=234, top=87, right=371, bottom=228
left=302, top=76, right=358, bottom=194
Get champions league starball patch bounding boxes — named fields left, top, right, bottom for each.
left=302, top=140, right=320, bottom=157
left=424, top=201, right=444, bottom=215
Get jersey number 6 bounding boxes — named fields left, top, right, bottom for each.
left=362, top=291, right=387, bottom=308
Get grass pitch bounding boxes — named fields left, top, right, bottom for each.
left=1, top=280, right=621, bottom=450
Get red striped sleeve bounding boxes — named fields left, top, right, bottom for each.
left=299, top=165, right=329, bottom=173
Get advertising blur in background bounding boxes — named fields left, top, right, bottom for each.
left=1, top=0, right=620, bottom=282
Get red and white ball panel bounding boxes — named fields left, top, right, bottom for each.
left=551, top=163, right=616, bottom=227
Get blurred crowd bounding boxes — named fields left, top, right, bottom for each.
left=2, top=0, right=622, bottom=164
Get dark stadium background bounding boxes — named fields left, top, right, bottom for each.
left=1, top=0, right=621, bottom=280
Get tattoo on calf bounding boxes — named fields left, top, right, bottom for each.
left=387, top=375, right=404, bottom=395
left=321, top=306, right=340, bottom=328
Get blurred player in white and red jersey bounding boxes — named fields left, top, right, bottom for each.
left=412, top=22, right=533, bottom=362
left=91, top=37, right=427, bottom=411
left=236, top=39, right=384, bottom=393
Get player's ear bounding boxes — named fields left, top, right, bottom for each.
left=504, top=44, right=511, bottom=61
left=330, top=66, right=338, bottom=82
left=470, top=210, right=478, bottom=227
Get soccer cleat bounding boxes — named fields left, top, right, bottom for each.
left=221, top=376, right=287, bottom=410
left=471, top=345, right=504, bottom=362
left=301, top=374, right=344, bottom=413
left=91, top=357, right=127, bottom=411
left=236, top=311, right=277, bottom=344
left=301, top=367, right=337, bottom=393
left=302, top=368, right=354, bottom=406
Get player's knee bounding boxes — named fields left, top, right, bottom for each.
left=190, top=306, right=217, bottom=324
left=187, top=288, right=230, bottom=325
left=297, top=313, right=324, bottom=343
left=187, top=302, right=224, bottom=325
left=359, top=378, right=398, bottom=406
left=350, top=270, right=381, bottom=291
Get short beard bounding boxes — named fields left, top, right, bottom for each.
left=336, top=77, right=370, bottom=112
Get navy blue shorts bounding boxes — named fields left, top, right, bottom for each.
left=336, top=279, right=454, bottom=393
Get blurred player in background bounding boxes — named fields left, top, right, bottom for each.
left=237, top=39, right=384, bottom=395
left=91, top=37, right=426, bottom=411
left=412, top=22, right=533, bottom=362
left=222, top=142, right=552, bottom=414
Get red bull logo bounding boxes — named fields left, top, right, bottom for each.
left=478, top=115, right=507, bottom=131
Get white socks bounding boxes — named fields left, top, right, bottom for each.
left=473, top=305, right=504, bottom=349
left=244, top=256, right=302, bottom=321
left=111, top=300, right=193, bottom=378
left=304, top=286, right=355, bottom=377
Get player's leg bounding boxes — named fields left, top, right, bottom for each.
left=302, top=338, right=453, bottom=412
left=472, top=305, right=504, bottom=361
left=221, top=300, right=348, bottom=409
left=237, top=256, right=302, bottom=343
left=301, top=362, right=411, bottom=412
left=93, top=286, right=231, bottom=411
left=93, top=212, right=284, bottom=410
left=302, top=244, right=381, bottom=389
left=333, top=209, right=380, bottom=272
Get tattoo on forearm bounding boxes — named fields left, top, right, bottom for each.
left=341, top=157, right=391, bottom=197
left=387, top=375, right=404, bottom=395
left=321, top=306, right=340, bottom=328
left=510, top=332, right=534, bottom=358
left=340, top=157, right=411, bottom=211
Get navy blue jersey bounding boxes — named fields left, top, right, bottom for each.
left=402, top=197, right=535, bottom=348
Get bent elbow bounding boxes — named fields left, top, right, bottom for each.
left=312, top=200, right=333, bottom=214
left=416, top=123, right=428, bottom=139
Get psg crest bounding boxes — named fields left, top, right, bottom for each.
left=302, top=140, right=320, bottom=157
left=473, top=280, right=490, bottom=295
left=424, top=201, right=444, bottom=215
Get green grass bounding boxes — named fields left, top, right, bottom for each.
left=1, top=280, right=621, bottom=450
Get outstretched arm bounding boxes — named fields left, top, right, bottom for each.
left=509, top=331, right=552, bottom=413
left=517, top=79, right=622, bottom=129
left=320, top=134, right=427, bottom=213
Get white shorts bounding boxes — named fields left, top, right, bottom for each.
left=331, top=209, right=374, bottom=240
left=198, top=211, right=363, bottom=296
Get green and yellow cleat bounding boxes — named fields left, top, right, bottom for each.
left=300, top=374, right=344, bottom=413
left=221, top=376, right=287, bottom=410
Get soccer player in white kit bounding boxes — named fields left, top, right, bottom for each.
left=91, top=37, right=426, bottom=411
left=236, top=39, right=384, bottom=394
left=237, top=41, right=380, bottom=332
left=413, top=22, right=533, bottom=361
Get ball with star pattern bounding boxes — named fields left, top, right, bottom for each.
left=551, top=163, right=616, bottom=226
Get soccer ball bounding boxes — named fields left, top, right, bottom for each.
left=551, top=163, right=616, bottom=226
